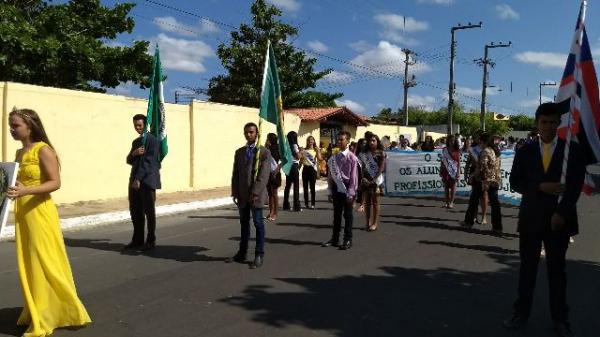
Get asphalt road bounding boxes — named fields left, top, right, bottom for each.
left=1, top=193, right=599, bottom=337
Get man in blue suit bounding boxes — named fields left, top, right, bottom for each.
left=125, top=114, right=162, bottom=251
left=503, top=103, right=586, bottom=337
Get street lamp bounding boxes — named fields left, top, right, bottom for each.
left=539, top=81, right=557, bottom=106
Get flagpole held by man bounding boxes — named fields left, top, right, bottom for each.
left=504, top=3, right=593, bottom=336
left=124, top=45, right=167, bottom=251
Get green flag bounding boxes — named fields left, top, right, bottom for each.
left=257, top=41, right=293, bottom=176
left=145, top=45, right=168, bottom=162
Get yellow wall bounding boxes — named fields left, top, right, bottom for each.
left=0, top=82, right=304, bottom=204
left=2, top=81, right=418, bottom=204
left=356, top=124, right=418, bottom=143
left=424, top=131, right=446, bottom=141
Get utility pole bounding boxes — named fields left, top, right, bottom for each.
left=402, top=48, right=417, bottom=126
left=539, top=81, right=557, bottom=105
left=448, top=21, right=482, bottom=135
left=478, top=41, right=511, bottom=131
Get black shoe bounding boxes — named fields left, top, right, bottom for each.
left=122, top=242, right=143, bottom=250
left=503, top=314, right=528, bottom=330
left=250, top=255, right=263, bottom=269
left=141, top=241, right=156, bottom=251
left=460, top=221, right=474, bottom=228
left=339, top=240, right=352, bottom=250
left=322, top=239, right=339, bottom=247
left=554, top=322, right=574, bottom=337
left=226, top=252, right=247, bottom=263
left=282, top=204, right=291, bottom=211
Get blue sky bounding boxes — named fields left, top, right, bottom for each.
left=100, top=0, right=600, bottom=117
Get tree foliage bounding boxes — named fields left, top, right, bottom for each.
left=371, top=103, right=513, bottom=136
left=0, top=0, right=152, bottom=92
left=207, top=0, right=342, bottom=108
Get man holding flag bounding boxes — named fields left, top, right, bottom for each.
left=124, top=46, right=167, bottom=251
left=228, top=40, right=288, bottom=269
left=505, top=2, right=596, bottom=336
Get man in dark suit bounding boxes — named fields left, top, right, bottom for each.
left=504, top=103, right=586, bottom=337
left=125, top=114, right=162, bottom=251
left=229, top=122, right=272, bottom=269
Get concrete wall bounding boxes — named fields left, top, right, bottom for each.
left=0, top=82, right=417, bottom=204
left=0, top=82, right=301, bottom=204
left=356, top=124, right=418, bottom=143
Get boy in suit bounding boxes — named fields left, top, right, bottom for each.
left=229, top=122, right=272, bottom=269
left=322, top=131, right=359, bottom=250
left=125, top=114, right=162, bottom=251
left=504, top=103, right=586, bottom=337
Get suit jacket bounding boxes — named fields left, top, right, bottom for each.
left=231, top=144, right=272, bottom=209
left=127, top=133, right=162, bottom=190
left=509, top=139, right=586, bottom=236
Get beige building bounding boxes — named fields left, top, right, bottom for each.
left=1, top=81, right=416, bottom=204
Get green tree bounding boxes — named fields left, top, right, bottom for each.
left=0, top=0, right=152, bottom=92
left=508, top=114, right=535, bottom=131
left=207, top=0, right=342, bottom=108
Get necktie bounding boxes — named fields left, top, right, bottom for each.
left=246, top=146, right=254, bottom=162
left=542, top=143, right=552, bottom=172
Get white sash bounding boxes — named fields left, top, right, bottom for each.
left=303, top=149, right=318, bottom=171
left=442, top=148, right=459, bottom=179
left=328, top=155, right=347, bottom=194
left=359, top=151, right=384, bottom=185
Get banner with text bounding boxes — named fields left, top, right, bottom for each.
left=384, top=150, right=521, bottom=205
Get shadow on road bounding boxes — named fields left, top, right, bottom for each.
left=419, top=240, right=519, bottom=254
left=276, top=222, right=331, bottom=230
left=220, top=245, right=600, bottom=337
left=64, top=238, right=228, bottom=263
left=188, top=215, right=240, bottom=220
left=382, top=220, right=519, bottom=239
left=0, top=307, right=23, bottom=336
left=228, top=236, right=323, bottom=246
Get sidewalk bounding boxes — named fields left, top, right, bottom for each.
left=0, top=181, right=328, bottom=241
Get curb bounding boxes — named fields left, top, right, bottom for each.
left=0, top=183, right=328, bottom=241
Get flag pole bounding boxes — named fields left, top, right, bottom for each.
left=254, top=41, right=272, bottom=182
left=559, top=0, right=586, bottom=202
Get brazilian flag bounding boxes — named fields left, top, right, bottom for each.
left=145, top=45, right=168, bottom=162
left=256, top=41, right=294, bottom=178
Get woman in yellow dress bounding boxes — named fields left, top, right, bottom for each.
left=7, top=108, right=91, bottom=337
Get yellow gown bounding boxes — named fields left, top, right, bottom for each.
left=14, top=142, right=91, bottom=337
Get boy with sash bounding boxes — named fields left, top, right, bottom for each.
left=322, top=131, right=359, bottom=250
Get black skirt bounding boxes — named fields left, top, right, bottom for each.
left=268, top=171, right=282, bottom=188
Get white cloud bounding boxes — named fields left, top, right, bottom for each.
left=104, top=40, right=127, bottom=48
left=350, top=41, right=432, bottom=76
left=455, top=86, right=500, bottom=97
left=519, top=95, right=553, bottom=109
left=335, top=99, right=367, bottom=114
left=407, top=94, right=438, bottom=111
left=374, top=14, right=428, bottom=46
left=417, top=0, right=453, bottom=5
left=266, top=0, right=301, bottom=12
left=153, top=16, right=220, bottom=37
left=495, top=4, right=520, bottom=20
left=154, top=34, right=214, bottom=73
left=349, top=40, right=374, bottom=53
left=322, top=71, right=353, bottom=84
left=307, top=40, right=329, bottom=53
left=514, top=51, right=567, bottom=68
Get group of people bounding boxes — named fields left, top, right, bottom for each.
left=4, top=100, right=586, bottom=337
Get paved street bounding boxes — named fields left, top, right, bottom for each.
left=1, top=193, right=599, bottom=337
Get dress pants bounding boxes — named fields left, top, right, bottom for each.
left=284, top=163, right=301, bottom=210
left=514, top=231, right=570, bottom=323
left=302, top=166, right=317, bottom=207
left=464, top=182, right=502, bottom=230
left=238, top=205, right=265, bottom=256
left=331, top=192, right=353, bottom=242
left=128, top=183, right=156, bottom=244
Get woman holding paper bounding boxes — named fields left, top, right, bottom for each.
left=7, top=108, right=91, bottom=337
left=440, top=135, right=461, bottom=209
